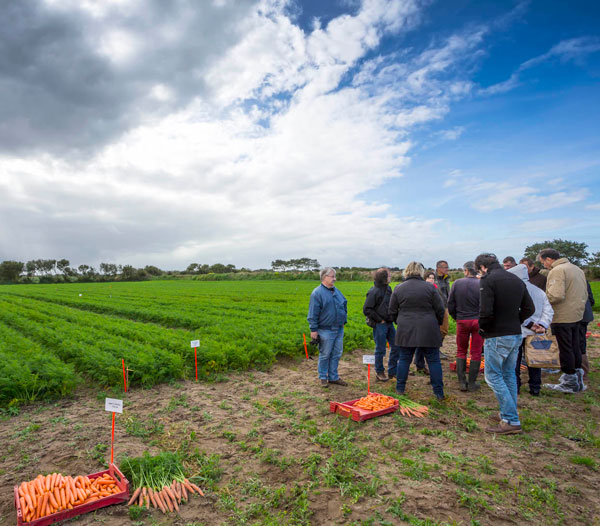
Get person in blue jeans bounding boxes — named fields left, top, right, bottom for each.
left=307, top=267, right=348, bottom=388
left=363, top=267, right=400, bottom=381
left=475, top=253, right=535, bottom=435
left=388, top=262, right=446, bottom=400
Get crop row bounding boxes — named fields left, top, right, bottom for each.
left=0, top=322, right=78, bottom=405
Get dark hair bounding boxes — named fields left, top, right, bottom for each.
left=436, top=260, right=448, bottom=269
left=463, top=261, right=477, bottom=276
left=520, top=257, right=535, bottom=266
left=424, top=270, right=435, bottom=280
left=538, top=248, right=560, bottom=261
left=502, top=256, right=516, bottom=265
left=373, top=267, right=389, bottom=285
left=474, top=253, right=498, bottom=269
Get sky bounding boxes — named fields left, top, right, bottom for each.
left=1, top=0, right=599, bottom=270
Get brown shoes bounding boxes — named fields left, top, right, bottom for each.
left=329, top=378, right=348, bottom=386
left=320, top=379, right=329, bottom=388
left=485, top=421, right=522, bottom=435
left=376, top=372, right=389, bottom=382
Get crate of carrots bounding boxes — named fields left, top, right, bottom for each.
left=14, top=464, right=129, bottom=526
left=330, top=392, right=399, bottom=422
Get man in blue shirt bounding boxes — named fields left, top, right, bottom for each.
left=308, top=267, right=348, bottom=388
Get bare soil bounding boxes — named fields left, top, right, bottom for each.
left=1, top=328, right=599, bottom=526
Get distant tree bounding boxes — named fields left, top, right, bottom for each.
left=25, top=260, right=38, bottom=277
left=588, top=251, right=600, bottom=268
left=197, top=264, right=210, bottom=274
left=186, top=263, right=199, bottom=274
left=56, top=259, right=70, bottom=274
left=524, top=239, right=589, bottom=266
left=271, top=259, right=287, bottom=271
left=121, top=265, right=137, bottom=280
left=0, top=261, right=24, bottom=282
left=144, top=265, right=162, bottom=276
left=209, top=263, right=229, bottom=274
left=100, top=263, right=118, bottom=276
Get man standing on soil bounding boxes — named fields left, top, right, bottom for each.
left=537, top=249, right=588, bottom=393
left=475, top=253, right=535, bottom=435
left=447, top=261, right=483, bottom=392
left=519, top=257, right=547, bottom=291
left=434, top=260, right=451, bottom=358
left=308, top=267, right=348, bottom=388
left=503, top=256, right=517, bottom=270
left=363, top=267, right=400, bottom=382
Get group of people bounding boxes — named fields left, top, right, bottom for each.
left=307, top=249, right=595, bottom=435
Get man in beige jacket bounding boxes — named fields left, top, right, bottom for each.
left=537, top=248, right=588, bottom=393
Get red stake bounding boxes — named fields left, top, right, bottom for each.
left=111, top=412, right=115, bottom=464
left=122, top=359, right=127, bottom=392
left=194, top=347, right=198, bottom=381
left=303, top=333, right=309, bottom=359
left=367, top=364, right=371, bottom=394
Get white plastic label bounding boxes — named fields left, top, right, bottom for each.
left=362, top=355, right=376, bottom=365
left=190, top=340, right=200, bottom=348
left=105, top=398, right=123, bottom=414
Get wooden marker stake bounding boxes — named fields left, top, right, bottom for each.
left=111, top=412, right=115, bottom=464
left=190, top=340, right=200, bottom=381
left=105, top=398, right=123, bottom=467
left=362, top=355, right=375, bottom=395
left=303, top=333, right=309, bottom=359
left=122, top=359, right=127, bottom=392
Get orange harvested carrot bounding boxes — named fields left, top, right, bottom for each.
left=127, top=487, right=142, bottom=506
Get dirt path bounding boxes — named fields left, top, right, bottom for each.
left=1, top=331, right=599, bottom=526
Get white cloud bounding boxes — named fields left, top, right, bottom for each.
left=514, top=218, right=575, bottom=233
left=480, top=36, right=600, bottom=95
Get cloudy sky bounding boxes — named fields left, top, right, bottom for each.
left=1, top=0, right=599, bottom=270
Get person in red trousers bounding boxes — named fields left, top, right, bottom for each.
left=448, top=261, right=483, bottom=391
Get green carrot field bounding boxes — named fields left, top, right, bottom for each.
left=1, top=280, right=439, bottom=405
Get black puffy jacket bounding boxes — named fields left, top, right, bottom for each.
left=478, top=262, right=535, bottom=338
left=363, top=283, right=393, bottom=323
left=389, top=276, right=445, bottom=348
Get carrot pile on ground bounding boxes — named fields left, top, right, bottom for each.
left=120, top=451, right=205, bottom=515
left=396, top=396, right=429, bottom=417
left=127, top=478, right=203, bottom=513
left=353, top=393, right=397, bottom=411
left=17, top=472, right=121, bottom=522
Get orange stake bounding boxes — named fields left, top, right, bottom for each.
left=303, top=334, right=309, bottom=359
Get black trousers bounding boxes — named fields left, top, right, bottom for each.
left=551, top=322, right=581, bottom=374
left=578, top=321, right=589, bottom=355
left=515, top=340, right=541, bottom=394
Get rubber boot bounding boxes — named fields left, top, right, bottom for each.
left=576, top=368, right=587, bottom=392
left=581, top=354, right=590, bottom=382
left=456, top=358, right=468, bottom=391
left=467, top=360, right=481, bottom=392
left=544, top=373, right=579, bottom=393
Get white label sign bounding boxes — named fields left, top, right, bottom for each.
left=362, top=355, right=376, bottom=365
left=190, top=340, right=200, bottom=348
left=105, top=398, right=123, bottom=414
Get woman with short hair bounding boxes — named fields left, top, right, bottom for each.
left=389, top=261, right=446, bottom=399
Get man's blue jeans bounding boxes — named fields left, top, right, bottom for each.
left=373, top=322, right=400, bottom=376
left=317, top=327, right=344, bottom=381
left=484, top=334, right=522, bottom=426
left=396, top=347, right=444, bottom=397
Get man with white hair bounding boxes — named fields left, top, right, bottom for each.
left=307, top=267, right=348, bottom=388
left=507, top=264, right=554, bottom=396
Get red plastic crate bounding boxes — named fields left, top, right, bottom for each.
left=15, top=464, right=129, bottom=526
left=330, top=392, right=399, bottom=422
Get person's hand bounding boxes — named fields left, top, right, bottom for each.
left=310, top=331, right=318, bottom=340
left=532, top=323, right=545, bottom=334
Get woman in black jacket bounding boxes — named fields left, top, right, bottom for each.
left=389, top=261, right=446, bottom=399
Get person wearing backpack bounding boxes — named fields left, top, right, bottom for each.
left=363, top=268, right=400, bottom=381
